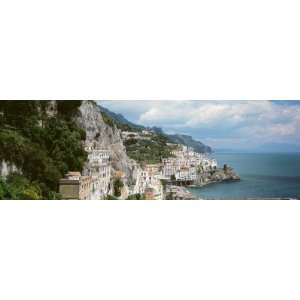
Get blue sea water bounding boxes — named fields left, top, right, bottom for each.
left=188, top=153, right=300, bottom=199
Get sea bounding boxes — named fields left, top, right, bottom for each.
left=188, top=153, right=300, bottom=200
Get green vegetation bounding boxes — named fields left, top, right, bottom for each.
left=0, top=101, right=87, bottom=199
left=124, top=133, right=174, bottom=164
left=197, top=164, right=204, bottom=174
left=167, top=134, right=212, bottom=153
left=113, top=177, right=124, bottom=197
left=101, top=111, right=116, bottom=128
left=98, top=104, right=175, bottom=164
left=126, top=193, right=145, bottom=200
left=0, top=174, right=51, bottom=200
left=170, top=174, right=176, bottom=181
left=57, top=100, right=82, bottom=118
left=99, top=105, right=144, bottom=132
left=104, top=194, right=118, bottom=200
left=101, top=110, right=141, bottom=132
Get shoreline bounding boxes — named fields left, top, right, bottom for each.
left=165, top=165, right=240, bottom=200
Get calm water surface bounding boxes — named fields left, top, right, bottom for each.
left=188, top=153, right=300, bottom=199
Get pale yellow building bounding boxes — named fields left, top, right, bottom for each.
left=59, top=172, right=92, bottom=200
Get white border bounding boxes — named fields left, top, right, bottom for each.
left=0, top=0, right=300, bottom=100
left=1, top=200, right=300, bottom=300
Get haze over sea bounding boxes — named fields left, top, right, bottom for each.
left=188, top=153, right=300, bottom=200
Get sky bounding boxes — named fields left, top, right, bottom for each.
left=100, top=100, right=300, bottom=150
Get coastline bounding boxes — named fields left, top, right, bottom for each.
left=165, top=185, right=199, bottom=200
left=194, top=152, right=300, bottom=200
left=165, top=165, right=240, bottom=200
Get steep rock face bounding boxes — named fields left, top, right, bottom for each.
left=75, top=101, right=139, bottom=186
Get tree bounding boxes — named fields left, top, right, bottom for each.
left=126, top=193, right=144, bottom=200
left=0, top=101, right=87, bottom=199
left=113, top=177, right=124, bottom=197
left=57, top=101, right=82, bottom=118
left=2, top=174, right=43, bottom=200
left=0, top=178, right=13, bottom=199
left=0, top=100, right=40, bottom=130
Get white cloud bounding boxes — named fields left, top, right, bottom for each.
left=100, top=100, right=300, bottom=148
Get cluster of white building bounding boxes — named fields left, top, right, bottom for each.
left=128, top=145, right=218, bottom=199
left=161, top=145, right=217, bottom=181
left=83, top=144, right=164, bottom=200
left=132, top=164, right=163, bottom=200
left=59, top=141, right=218, bottom=200
left=85, top=147, right=112, bottom=199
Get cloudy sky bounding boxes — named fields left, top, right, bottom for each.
left=100, top=100, right=300, bottom=150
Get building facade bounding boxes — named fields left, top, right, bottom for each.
left=59, top=172, right=92, bottom=200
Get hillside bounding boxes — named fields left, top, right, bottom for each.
left=0, top=100, right=212, bottom=199
left=98, top=105, right=144, bottom=132
left=123, top=132, right=174, bottom=164
left=99, top=103, right=212, bottom=153
left=76, top=101, right=140, bottom=186
left=167, top=134, right=212, bottom=153
left=0, top=100, right=87, bottom=199
left=0, top=100, right=143, bottom=199
left=98, top=104, right=174, bottom=164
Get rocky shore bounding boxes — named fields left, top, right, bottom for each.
left=194, top=165, right=240, bottom=187
left=165, top=165, right=240, bottom=200
left=165, top=185, right=198, bottom=200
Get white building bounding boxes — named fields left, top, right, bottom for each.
left=122, top=131, right=139, bottom=140
left=84, top=145, right=112, bottom=199
left=161, top=144, right=218, bottom=181
left=133, top=164, right=163, bottom=199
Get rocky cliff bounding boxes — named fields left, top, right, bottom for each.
left=194, top=166, right=240, bottom=187
left=98, top=104, right=212, bottom=153
left=75, top=101, right=140, bottom=186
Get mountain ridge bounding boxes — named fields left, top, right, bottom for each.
left=98, top=104, right=212, bottom=153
